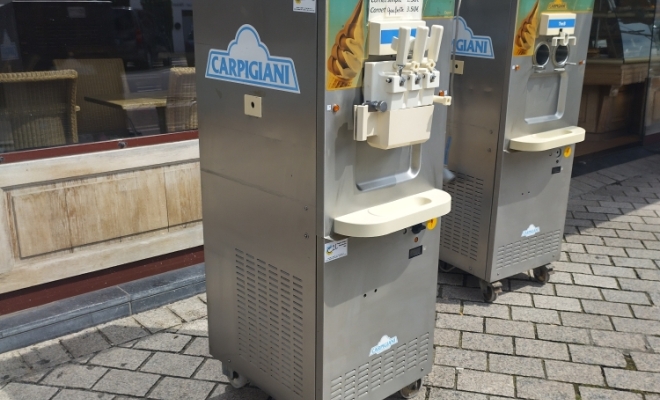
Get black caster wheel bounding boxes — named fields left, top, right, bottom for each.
left=222, top=365, right=249, bottom=389
left=400, top=378, right=423, bottom=399
left=479, top=280, right=503, bottom=303
left=533, top=265, right=554, bottom=284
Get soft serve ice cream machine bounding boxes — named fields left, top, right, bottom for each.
left=195, top=0, right=453, bottom=399
left=439, top=0, right=592, bottom=302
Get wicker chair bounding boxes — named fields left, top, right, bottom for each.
left=53, top=58, right=127, bottom=135
left=0, top=70, right=79, bottom=151
left=166, top=67, right=197, bottom=132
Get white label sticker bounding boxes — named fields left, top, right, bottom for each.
left=294, top=0, right=316, bottom=13
left=521, top=224, right=541, bottom=238
left=368, top=0, right=423, bottom=22
left=324, top=239, right=348, bottom=262
left=370, top=335, right=398, bottom=356
left=205, top=25, right=300, bottom=94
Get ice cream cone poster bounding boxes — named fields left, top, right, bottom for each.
left=513, top=0, right=593, bottom=57
left=327, top=0, right=367, bottom=90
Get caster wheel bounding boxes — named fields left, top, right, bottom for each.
left=479, top=280, right=503, bottom=303
left=222, top=365, right=249, bottom=389
left=399, top=378, right=422, bottom=399
left=533, top=265, right=554, bottom=284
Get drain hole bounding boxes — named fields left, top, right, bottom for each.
left=554, top=45, right=569, bottom=66
left=534, top=43, right=550, bottom=67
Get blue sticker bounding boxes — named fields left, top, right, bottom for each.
left=548, top=19, right=576, bottom=29
left=521, top=224, right=541, bottom=238
left=206, top=25, right=300, bottom=94
left=452, top=17, right=494, bottom=59
left=380, top=29, right=418, bottom=45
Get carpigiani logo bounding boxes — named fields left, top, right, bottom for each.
left=548, top=0, right=568, bottom=10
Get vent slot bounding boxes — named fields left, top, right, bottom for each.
left=495, top=230, right=561, bottom=270
left=441, top=173, right=484, bottom=261
left=235, top=249, right=304, bottom=397
left=331, top=333, right=429, bottom=399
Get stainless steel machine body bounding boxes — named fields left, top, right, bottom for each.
left=439, top=0, right=593, bottom=299
left=194, top=0, right=454, bottom=398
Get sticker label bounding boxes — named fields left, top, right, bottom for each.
left=206, top=25, right=300, bottom=94
left=370, top=335, right=398, bottom=356
left=325, top=239, right=348, bottom=262
left=521, top=224, right=541, bottom=238
left=368, top=0, right=423, bottom=22
left=294, top=0, right=316, bottom=13
left=453, top=17, right=494, bottom=59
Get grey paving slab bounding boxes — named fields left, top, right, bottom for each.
left=591, top=330, right=648, bottom=351
left=17, top=339, right=72, bottom=369
left=515, top=377, right=575, bottom=400
left=60, top=328, right=111, bottom=359
left=183, top=337, right=211, bottom=357
left=52, top=389, right=114, bottom=400
left=177, top=319, right=209, bottom=337
left=97, top=317, right=149, bottom=345
left=132, top=308, right=182, bottom=334
left=440, top=286, right=485, bottom=303
left=485, top=319, right=535, bottom=338
left=492, top=292, right=533, bottom=307
left=436, top=314, right=483, bottom=333
left=533, top=295, right=582, bottom=311
left=591, top=265, right=637, bottom=278
left=509, top=280, right=555, bottom=295
left=536, top=324, right=590, bottom=344
left=544, top=360, right=605, bottom=385
left=424, top=364, right=455, bottom=388
left=41, top=364, right=107, bottom=389
left=208, top=385, right=270, bottom=400
left=514, top=338, right=569, bottom=361
left=630, top=351, right=660, bottom=372
left=582, top=300, right=633, bottom=317
left=555, top=284, right=602, bottom=300
left=92, top=369, right=160, bottom=396
left=648, top=336, right=660, bottom=352
left=604, top=368, right=660, bottom=392
left=89, top=347, right=151, bottom=370
left=0, top=382, right=59, bottom=400
left=0, top=351, right=30, bottom=383
left=434, top=347, right=487, bottom=370
left=578, top=387, right=642, bottom=400
left=140, top=352, right=203, bottom=377
left=455, top=369, right=514, bottom=397
left=511, top=306, right=560, bottom=324
left=435, top=298, right=462, bottom=314
left=611, top=316, right=660, bottom=335
left=560, top=311, right=613, bottom=330
left=434, top=329, right=460, bottom=347
left=133, top=332, right=191, bottom=352
left=194, top=359, right=229, bottom=383
left=428, top=388, right=487, bottom=400
left=568, top=344, right=627, bottom=367
left=461, top=333, right=513, bottom=355
left=573, top=274, right=619, bottom=288
left=612, top=256, right=658, bottom=268
left=461, top=302, right=509, bottom=319
left=167, top=297, right=208, bottom=322
left=149, top=376, right=215, bottom=400
left=488, top=354, right=544, bottom=378
left=601, top=289, right=650, bottom=305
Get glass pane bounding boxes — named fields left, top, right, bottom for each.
left=0, top=0, right=196, bottom=154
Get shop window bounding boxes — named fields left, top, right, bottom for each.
left=0, top=0, right=196, bottom=157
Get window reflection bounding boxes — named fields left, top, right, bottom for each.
left=0, top=0, right=196, bottom=154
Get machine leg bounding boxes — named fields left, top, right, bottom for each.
left=399, top=378, right=423, bottom=398
left=532, top=265, right=554, bottom=284
left=479, top=280, right=503, bottom=303
left=222, top=364, right=249, bottom=389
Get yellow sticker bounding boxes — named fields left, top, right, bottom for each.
left=564, top=146, right=572, bottom=158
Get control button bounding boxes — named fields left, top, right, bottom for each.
left=427, top=218, right=438, bottom=230
left=563, top=146, right=572, bottom=158
left=411, top=223, right=426, bottom=234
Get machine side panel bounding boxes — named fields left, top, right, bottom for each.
left=194, top=1, right=319, bottom=398
left=439, top=0, right=517, bottom=280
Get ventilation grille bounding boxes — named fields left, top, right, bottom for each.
left=330, top=333, right=429, bottom=400
left=495, top=230, right=561, bottom=270
left=235, top=249, right=304, bottom=396
left=441, top=173, right=484, bottom=261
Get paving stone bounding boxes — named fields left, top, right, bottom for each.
left=573, top=274, right=619, bottom=288
left=585, top=245, right=627, bottom=257
left=168, top=297, right=208, bottom=322
left=555, top=284, right=601, bottom=300
left=516, top=377, right=575, bottom=400
left=455, top=369, right=513, bottom=397
left=612, top=317, right=660, bottom=335
left=562, top=243, right=586, bottom=253
left=0, top=383, right=58, bottom=400
left=18, top=339, right=72, bottom=369
left=492, top=291, right=533, bottom=307
left=533, top=295, right=582, bottom=311
left=550, top=261, right=592, bottom=274
left=15, top=369, right=50, bottom=384
left=209, top=385, right=270, bottom=400
left=485, top=318, right=535, bottom=338
left=579, top=387, right=642, bottom=400
left=591, top=330, right=648, bottom=351
left=437, top=273, right=465, bottom=286
left=42, top=363, right=107, bottom=389
left=638, top=269, right=660, bottom=281
left=582, top=300, right=632, bottom=317
left=604, top=237, right=646, bottom=248
left=89, top=347, right=150, bottom=370
left=60, top=328, right=111, bottom=359
left=612, top=256, right=658, bottom=269
left=177, top=319, right=209, bottom=337
left=618, top=278, right=660, bottom=293
left=515, top=338, right=569, bottom=360
left=428, top=388, right=487, bottom=400
left=601, top=289, right=650, bottom=305
left=648, top=336, right=660, bottom=352
left=441, top=286, right=484, bottom=303
left=141, top=352, right=203, bottom=378
left=560, top=311, right=613, bottom=330
left=149, top=376, right=215, bottom=400
left=604, top=368, right=660, bottom=392
left=424, top=365, right=455, bottom=388
left=545, top=360, right=604, bottom=385
left=461, top=332, right=513, bottom=354
left=133, top=308, right=182, bottom=333
left=536, top=324, right=590, bottom=344
left=134, top=332, right=192, bottom=352
left=434, top=347, right=487, bottom=370
left=645, top=240, right=660, bottom=250
left=436, top=314, right=483, bottom=333
left=631, top=305, right=660, bottom=320
left=568, top=344, right=626, bottom=367
left=98, top=317, right=149, bottom=345
left=434, top=329, right=460, bottom=347
left=511, top=306, right=560, bottom=324
left=52, top=389, right=114, bottom=400
left=627, top=248, right=660, bottom=259
left=616, top=230, right=658, bottom=241
left=631, top=223, right=660, bottom=233
left=194, top=359, right=229, bottom=383
left=93, top=369, right=159, bottom=396
left=570, top=254, right=613, bottom=266
left=462, top=302, right=509, bottom=319
left=630, top=352, right=660, bottom=372
left=592, top=265, right=638, bottom=278
left=488, top=354, right=544, bottom=378
left=565, top=235, right=604, bottom=245
left=184, top=337, right=211, bottom=357
left=0, top=351, right=30, bottom=383
left=550, top=271, right=573, bottom=284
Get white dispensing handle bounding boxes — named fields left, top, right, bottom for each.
left=395, top=27, right=412, bottom=68
left=412, top=26, right=429, bottom=66
left=427, top=25, right=444, bottom=66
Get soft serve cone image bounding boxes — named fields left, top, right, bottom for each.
left=514, top=0, right=539, bottom=56
left=327, top=0, right=365, bottom=89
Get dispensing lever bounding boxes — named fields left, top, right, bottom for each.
left=412, top=26, right=429, bottom=66
left=395, top=27, right=412, bottom=69
left=426, top=25, right=444, bottom=67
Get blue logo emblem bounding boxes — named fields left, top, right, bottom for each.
left=205, top=25, right=300, bottom=94
left=453, top=17, right=494, bottom=59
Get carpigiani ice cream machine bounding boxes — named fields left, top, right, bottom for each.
left=439, top=0, right=592, bottom=302
left=195, top=0, right=453, bottom=399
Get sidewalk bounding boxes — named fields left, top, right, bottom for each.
left=1, top=154, right=660, bottom=400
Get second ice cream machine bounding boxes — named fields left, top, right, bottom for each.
left=439, top=0, right=592, bottom=301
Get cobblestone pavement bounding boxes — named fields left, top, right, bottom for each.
left=1, top=156, right=660, bottom=400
